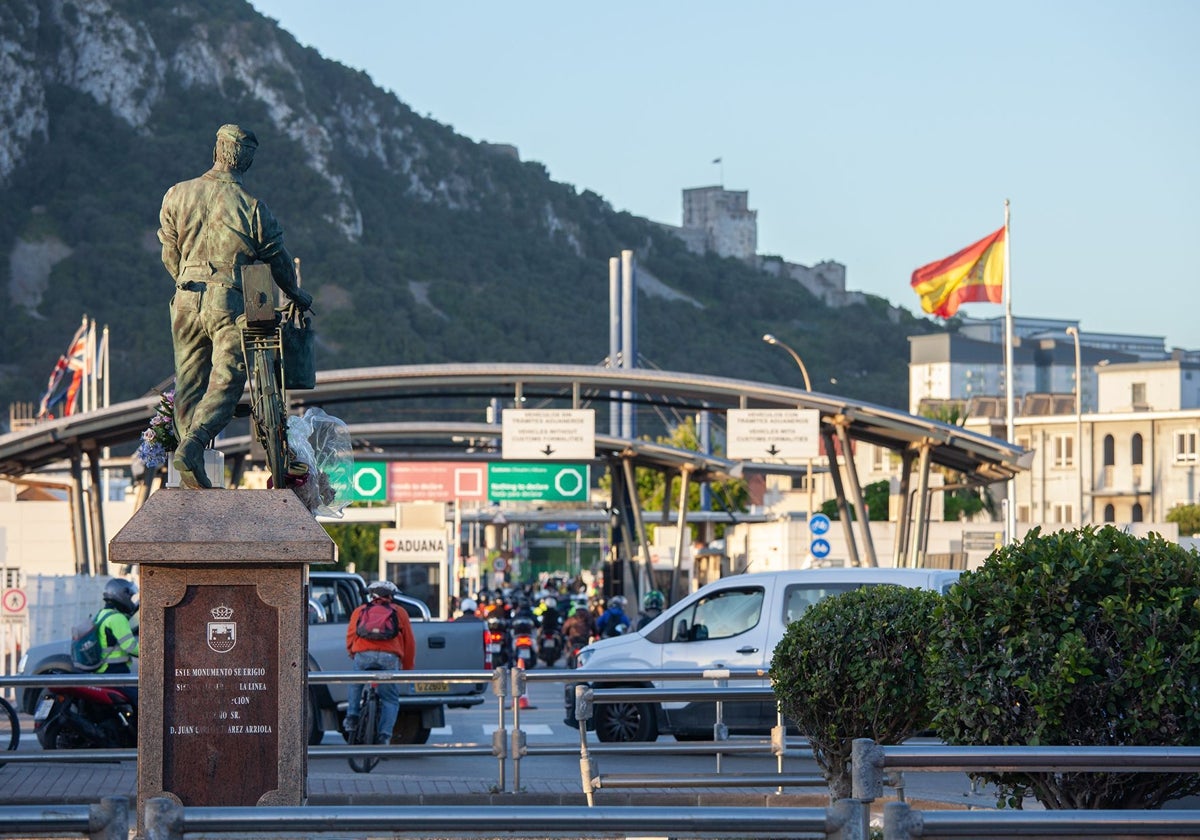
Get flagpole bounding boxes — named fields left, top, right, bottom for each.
left=1003, top=199, right=1016, bottom=545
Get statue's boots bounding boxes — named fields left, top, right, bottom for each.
left=173, top=435, right=212, bottom=489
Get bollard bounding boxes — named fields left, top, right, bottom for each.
left=143, top=796, right=184, bottom=840
left=90, top=796, right=130, bottom=840
left=827, top=797, right=869, bottom=840
left=883, top=800, right=922, bottom=840
left=491, top=666, right=508, bottom=791
left=575, top=684, right=596, bottom=807
left=852, top=737, right=884, bottom=801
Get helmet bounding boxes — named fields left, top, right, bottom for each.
left=643, top=590, right=665, bottom=611
left=367, top=579, right=398, bottom=600
left=541, top=596, right=558, bottom=611
left=103, top=579, right=139, bottom=615
left=459, top=597, right=478, bottom=613
left=610, top=595, right=627, bottom=610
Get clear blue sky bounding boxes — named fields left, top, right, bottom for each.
left=250, top=0, right=1199, bottom=350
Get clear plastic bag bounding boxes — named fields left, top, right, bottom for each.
left=286, top=407, right=354, bottom=517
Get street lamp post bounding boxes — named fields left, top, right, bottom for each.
left=1066, top=327, right=1084, bottom=524
left=762, top=334, right=815, bottom=523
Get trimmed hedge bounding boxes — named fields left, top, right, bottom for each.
left=770, top=584, right=941, bottom=800
left=927, top=526, right=1200, bottom=809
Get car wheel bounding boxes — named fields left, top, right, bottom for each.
left=594, top=700, right=658, bottom=742
left=390, top=711, right=431, bottom=745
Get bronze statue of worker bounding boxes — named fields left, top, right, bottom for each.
left=158, top=124, right=312, bottom=489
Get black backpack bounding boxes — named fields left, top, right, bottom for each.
left=355, top=602, right=400, bottom=640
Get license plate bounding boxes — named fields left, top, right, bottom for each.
left=518, top=649, right=531, bottom=660
left=414, top=681, right=449, bottom=693
left=487, top=643, right=501, bottom=653
left=34, top=698, right=55, bottom=722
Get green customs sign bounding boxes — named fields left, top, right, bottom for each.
left=487, top=463, right=589, bottom=502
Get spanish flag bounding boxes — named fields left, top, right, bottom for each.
left=910, top=225, right=1006, bottom=318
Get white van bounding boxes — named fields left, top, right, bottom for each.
left=563, top=567, right=961, bottom=742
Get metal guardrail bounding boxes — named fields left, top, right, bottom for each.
left=141, top=798, right=864, bottom=840
left=850, top=739, right=1200, bottom=839
left=0, top=798, right=127, bottom=840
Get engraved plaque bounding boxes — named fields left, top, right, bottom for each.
left=163, top=584, right=279, bottom=805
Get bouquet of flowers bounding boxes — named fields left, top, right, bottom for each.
left=137, top=390, right=178, bottom=469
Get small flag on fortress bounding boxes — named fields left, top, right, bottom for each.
left=712, top=157, right=722, bottom=164
left=910, top=226, right=1006, bottom=318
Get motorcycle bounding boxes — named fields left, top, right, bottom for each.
left=33, top=683, right=137, bottom=749
left=536, top=626, right=563, bottom=668
left=484, top=615, right=511, bottom=669
left=565, top=635, right=590, bottom=669
left=510, top=615, right=537, bottom=669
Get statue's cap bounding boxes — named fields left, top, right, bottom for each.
left=216, top=124, right=258, bottom=148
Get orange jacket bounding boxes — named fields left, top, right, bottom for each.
left=346, top=599, right=416, bottom=670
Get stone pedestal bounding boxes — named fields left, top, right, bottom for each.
left=109, top=489, right=334, bottom=834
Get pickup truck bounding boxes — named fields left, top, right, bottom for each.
left=19, top=571, right=487, bottom=745
left=564, top=567, right=961, bottom=742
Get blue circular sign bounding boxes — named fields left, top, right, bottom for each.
left=809, top=513, right=832, bottom=535
left=810, top=538, right=832, bottom=559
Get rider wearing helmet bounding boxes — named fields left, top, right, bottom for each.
left=636, top=589, right=665, bottom=630
left=596, top=595, right=632, bottom=638
left=344, top=579, right=415, bottom=744
left=97, top=579, right=140, bottom=702
left=456, top=597, right=481, bottom=621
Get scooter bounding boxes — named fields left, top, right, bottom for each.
left=510, top=615, right=537, bottom=669
left=536, top=626, right=563, bottom=667
left=33, top=683, right=137, bottom=749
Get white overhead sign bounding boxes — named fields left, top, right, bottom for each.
left=502, top=408, right=595, bottom=460
left=726, top=409, right=821, bottom=460
left=379, top=528, right=448, bottom=565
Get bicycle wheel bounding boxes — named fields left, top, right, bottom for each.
left=251, top=345, right=289, bottom=487
left=348, top=687, right=379, bottom=774
left=0, top=696, right=18, bottom=756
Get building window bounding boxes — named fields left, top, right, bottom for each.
left=1052, top=434, right=1074, bottom=468
left=1131, top=382, right=1147, bottom=406
left=1175, top=431, right=1198, bottom=464
left=1016, top=505, right=1030, bottom=523
left=1132, top=503, right=1144, bottom=522
left=1131, top=433, right=1144, bottom=465
left=1103, top=504, right=1115, bottom=522
left=1103, top=435, right=1115, bottom=467
left=870, top=445, right=888, bottom=473
left=1051, top=503, right=1074, bottom=524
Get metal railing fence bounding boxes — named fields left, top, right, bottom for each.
left=141, top=798, right=864, bottom=840
left=0, top=798, right=127, bottom=840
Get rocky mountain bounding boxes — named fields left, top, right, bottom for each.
left=0, top=0, right=935, bottom=431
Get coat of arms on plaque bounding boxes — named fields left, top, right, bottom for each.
left=207, top=605, right=237, bottom=653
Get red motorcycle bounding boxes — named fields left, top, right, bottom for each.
left=33, top=683, right=137, bottom=749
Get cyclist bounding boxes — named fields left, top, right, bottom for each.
left=596, top=595, right=632, bottom=638
left=97, top=579, right=140, bottom=704
left=344, top=580, right=414, bottom=744
left=636, top=589, right=666, bottom=630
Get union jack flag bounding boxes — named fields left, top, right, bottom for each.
left=36, top=318, right=91, bottom=418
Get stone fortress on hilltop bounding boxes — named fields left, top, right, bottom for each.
left=657, top=186, right=866, bottom=310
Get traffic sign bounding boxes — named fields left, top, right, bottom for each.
left=388, top=462, right=488, bottom=503
left=379, top=528, right=448, bottom=564
left=725, top=409, right=820, bottom=460
left=502, top=409, right=595, bottom=460
left=809, top=513, right=832, bottom=535
left=810, top=538, right=832, bottom=559
left=347, top=461, right=387, bottom=502
left=488, top=463, right=590, bottom=502
left=2, top=588, right=27, bottom=615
